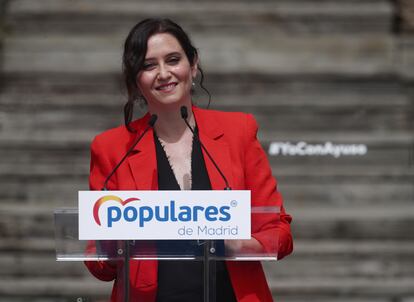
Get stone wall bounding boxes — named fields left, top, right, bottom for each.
left=0, top=1, right=413, bottom=301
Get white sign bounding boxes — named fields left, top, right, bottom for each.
left=79, top=190, right=251, bottom=240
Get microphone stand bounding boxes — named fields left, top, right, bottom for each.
left=204, top=241, right=214, bottom=302
left=101, top=115, right=158, bottom=302
left=123, top=240, right=130, bottom=302
left=180, top=106, right=231, bottom=302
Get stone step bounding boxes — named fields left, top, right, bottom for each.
left=0, top=92, right=410, bottom=117
left=2, top=240, right=414, bottom=279
left=272, top=298, right=390, bottom=302
left=252, top=107, right=412, bottom=133
left=5, top=0, right=393, bottom=34
left=0, top=177, right=86, bottom=208
left=0, top=173, right=411, bottom=210
left=269, top=150, right=413, bottom=170
left=268, top=277, right=414, bottom=299
left=0, top=140, right=411, bottom=179
left=2, top=72, right=122, bottom=95
left=258, top=130, right=414, bottom=146
left=399, top=36, right=414, bottom=79
left=0, top=140, right=412, bottom=178
left=1, top=124, right=409, bottom=148
left=285, top=239, right=414, bottom=257
left=3, top=33, right=396, bottom=76
left=2, top=204, right=414, bottom=240
left=290, top=205, right=414, bottom=239
left=1, top=111, right=412, bottom=148
left=0, top=253, right=89, bottom=277
left=274, top=166, right=414, bottom=179
left=265, top=239, right=414, bottom=279
left=279, top=182, right=414, bottom=209
left=0, top=299, right=107, bottom=302
left=1, top=99, right=411, bottom=134
left=1, top=276, right=414, bottom=301
left=400, top=0, right=414, bottom=32
left=1, top=121, right=412, bottom=145
left=0, top=238, right=55, bottom=253
left=0, top=237, right=90, bottom=284
left=1, top=107, right=412, bottom=152
left=0, top=277, right=112, bottom=299
left=1, top=184, right=413, bottom=217
left=1, top=79, right=409, bottom=109
left=2, top=72, right=408, bottom=99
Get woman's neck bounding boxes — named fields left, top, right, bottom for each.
left=150, top=105, right=195, bottom=143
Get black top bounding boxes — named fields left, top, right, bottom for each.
left=154, top=129, right=237, bottom=302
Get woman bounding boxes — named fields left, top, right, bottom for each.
left=85, top=18, right=293, bottom=302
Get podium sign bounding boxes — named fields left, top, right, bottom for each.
left=79, top=190, right=251, bottom=240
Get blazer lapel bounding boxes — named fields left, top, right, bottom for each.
left=126, top=107, right=234, bottom=191
left=193, top=107, right=234, bottom=190
left=127, top=115, right=158, bottom=190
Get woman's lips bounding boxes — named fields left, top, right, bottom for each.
left=156, top=82, right=178, bottom=92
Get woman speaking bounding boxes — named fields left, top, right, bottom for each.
left=85, top=18, right=293, bottom=302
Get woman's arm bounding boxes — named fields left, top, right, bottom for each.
left=241, top=113, right=293, bottom=259
left=84, top=136, right=118, bottom=281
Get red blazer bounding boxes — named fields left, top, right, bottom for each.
left=85, top=106, right=293, bottom=302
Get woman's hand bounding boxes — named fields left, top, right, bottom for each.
left=224, top=237, right=265, bottom=256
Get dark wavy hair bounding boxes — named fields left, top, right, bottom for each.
left=122, top=18, right=211, bottom=132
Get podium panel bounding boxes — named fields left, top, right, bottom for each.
left=55, top=206, right=281, bottom=302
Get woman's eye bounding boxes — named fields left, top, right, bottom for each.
left=168, top=57, right=180, bottom=64
left=143, top=63, right=155, bottom=70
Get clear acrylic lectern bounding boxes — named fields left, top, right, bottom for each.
left=55, top=206, right=281, bottom=302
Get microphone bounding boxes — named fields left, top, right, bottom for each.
left=180, top=106, right=231, bottom=190
left=102, top=114, right=158, bottom=190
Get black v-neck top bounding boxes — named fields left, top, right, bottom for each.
left=154, top=129, right=237, bottom=302
left=155, top=128, right=211, bottom=191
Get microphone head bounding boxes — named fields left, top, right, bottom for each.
left=148, top=114, right=158, bottom=127
left=180, top=106, right=188, bottom=119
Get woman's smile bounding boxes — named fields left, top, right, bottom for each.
left=155, top=82, right=178, bottom=92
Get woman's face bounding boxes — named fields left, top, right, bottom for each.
left=136, top=33, right=197, bottom=111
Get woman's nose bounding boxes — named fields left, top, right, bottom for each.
left=158, top=64, right=171, bottom=80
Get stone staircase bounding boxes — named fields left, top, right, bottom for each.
left=1, top=0, right=413, bottom=301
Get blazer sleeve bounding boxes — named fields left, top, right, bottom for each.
left=84, top=136, right=118, bottom=281
left=243, top=114, right=293, bottom=260
left=89, top=135, right=117, bottom=191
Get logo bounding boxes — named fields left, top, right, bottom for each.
left=79, top=190, right=251, bottom=240
left=93, top=195, right=232, bottom=228
left=93, top=195, right=140, bottom=226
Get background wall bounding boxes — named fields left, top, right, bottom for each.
left=1, top=0, right=414, bottom=301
